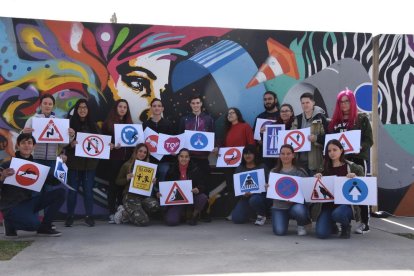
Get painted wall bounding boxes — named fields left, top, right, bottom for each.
left=0, top=17, right=409, bottom=216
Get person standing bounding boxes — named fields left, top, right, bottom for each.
left=64, top=99, right=100, bottom=227
left=328, top=88, right=373, bottom=234
left=143, top=98, right=174, bottom=182
left=292, top=92, right=328, bottom=175
left=102, top=99, right=133, bottom=223
left=253, top=91, right=280, bottom=170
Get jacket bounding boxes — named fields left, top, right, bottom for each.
left=165, top=161, right=206, bottom=194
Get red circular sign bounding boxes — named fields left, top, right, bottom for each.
left=82, top=135, right=104, bottom=156
left=145, top=135, right=159, bottom=153
left=275, top=176, right=299, bottom=199
left=16, top=164, right=40, bottom=186
left=284, top=130, right=305, bottom=151
left=164, top=137, right=181, bottom=153
left=224, top=148, right=241, bottom=165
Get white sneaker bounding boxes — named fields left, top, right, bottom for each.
left=297, top=226, right=307, bottom=236
left=114, top=205, right=125, bottom=224
left=254, top=215, right=266, bottom=226
left=108, top=214, right=115, bottom=224
left=355, top=223, right=370, bottom=234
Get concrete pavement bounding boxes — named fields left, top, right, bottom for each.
left=1, top=217, right=414, bottom=275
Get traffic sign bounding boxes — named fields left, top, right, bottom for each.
left=224, top=148, right=242, bottom=165
left=342, top=178, right=368, bottom=203
left=275, top=176, right=299, bottom=199
left=16, top=164, right=39, bottom=186
left=338, top=133, right=354, bottom=153
left=83, top=135, right=104, bottom=156
left=239, top=172, right=259, bottom=193
left=38, top=119, right=64, bottom=142
left=190, top=133, right=208, bottom=150
left=284, top=130, right=305, bottom=151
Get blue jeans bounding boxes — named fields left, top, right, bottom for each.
left=3, top=188, right=65, bottom=231
left=272, top=204, right=309, bottom=235
left=67, top=169, right=95, bottom=217
left=231, top=193, right=271, bottom=224
left=315, top=205, right=353, bottom=239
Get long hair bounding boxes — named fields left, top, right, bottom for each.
left=69, top=99, right=98, bottom=133
left=224, top=107, right=245, bottom=136
left=240, top=144, right=261, bottom=167
left=328, top=89, right=358, bottom=132
left=103, top=99, right=133, bottom=134
left=276, top=103, right=295, bottom=130
left=273, top=144, right=297, bottom=172
left=128, top=143, right=150, bottom=172
left=323, top=139, right=346, bottom=175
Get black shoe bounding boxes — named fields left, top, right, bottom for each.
left=188, top=217, right=198, bottom=226
left=37, top=225, right=62, bottom=237
left=3, top=219, right=18, bottom=239
left=85, top=216, right=95, bottom=227
left=340, top=225, right=351, bottom=239
left=65, top=216, right=74, bottom=227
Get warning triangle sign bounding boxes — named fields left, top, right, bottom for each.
left=165, top=182, right=189, bottom=204
left=38, top=119, right=64, bottom=142
left=311, top=179, right=334, bottom=201
left=338, top=134, right=354, bottom=153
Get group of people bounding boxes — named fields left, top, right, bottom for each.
left=0, top=88, right=373, bottom=240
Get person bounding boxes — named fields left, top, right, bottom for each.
left=313, top=139, right=364, bottom=239
left=221, top=107, right=256, bottom=217
left=22, top=94, right=74, bottom=189
left=64, top=99, right=100, bottom=227
left=231, top=144, right=271, bottom=226
left=114, top=143, right=160, bottom=226
left=253, top=91, right=280, bottom=169
left=163, top=148, right=208, bottom=226
left=0, top=133, right=65, bottom=238
left=102, top=99, right=134, bottom=223
left=292, top=92, right=328, bottom=175
left=328, top=88, right=373, bottom=234
left=271, top=144, right=309, bottom=236
left=143, top=98, right=175, bottom=182
left=275, top=103, right=295, bottom=130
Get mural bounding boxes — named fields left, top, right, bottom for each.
left=1, top=16, right=411, bottom=216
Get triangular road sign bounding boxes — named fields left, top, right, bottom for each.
left=165, top=182, right=189, bottom=204
left=38, top=119, right=64, bottom=142
left=311, top=178, right=334, bottom=201
left=338, top=133, right=354, bottom=153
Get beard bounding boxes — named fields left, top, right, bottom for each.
left=264, top=102, right=277, bottom=111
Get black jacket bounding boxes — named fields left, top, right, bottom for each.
left=165, top=161, right=206, bottom=193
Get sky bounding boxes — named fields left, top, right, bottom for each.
left=1, top=0, right=413, bottom=35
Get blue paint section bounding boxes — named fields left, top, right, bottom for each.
left=354, top=83, right=381, bottom=112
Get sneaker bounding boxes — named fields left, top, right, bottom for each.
left=108, top=214, right=115, bottom=224
left=113, top=207, right=125, bottom=225
left=355, top=223, right=370, bottom=234
left=84, top=216, right=95, bottom=227
left=3, top=219, right=18, bottom=239
left=297, top=226, right=307, bottom=236
left=65, top=216, right=74, bottom=227
left=225, top=214, right=232, bottom=221
left=37, top=225, right=62, bottom=237
left=340, top=225, right=351, bottom=239
left=254, top=215, right=266, bottom=226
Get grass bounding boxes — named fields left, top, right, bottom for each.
left=0, top=240, right=33, bottom=261
left=396, top=233, right=414, bottom=240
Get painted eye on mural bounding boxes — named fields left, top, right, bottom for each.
left=122, top=75, right=151, bottom=96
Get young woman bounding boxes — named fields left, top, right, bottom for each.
left=313, top=139, right=364, bottom=239
left=64, top=99, right=100, bottom=227
left=271, top=144, right=309, bottom=236
left=114, top=143, right=160, bottom=226
left=275, top=103, right=295, bottom=130
left=22, top=94, right=74, bottom=187
left=163, top=148, right=208, bottom=226
left=328, top=88, right=373, bottom=234
left=102, top=99, right=134, bottom=223
left=232, top=144, right=271, bottom=226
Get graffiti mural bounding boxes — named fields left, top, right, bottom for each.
left=2, top=16, right=408, bottom=216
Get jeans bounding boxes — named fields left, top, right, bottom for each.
left=271, top=204, right=309, bottom=235
left=315, top=204, right=353, bottom=239
left=3, top=188, right=65, bottom=231
left=67, top=169, right=95, bottom=217
left=232, top=193, right=271, bottom=224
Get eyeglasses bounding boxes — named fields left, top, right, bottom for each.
left=339, top=100, right=350, bottom=104
left=228, top=111, right=236, bottom=115
left=280, top=109, right=291, bottom=113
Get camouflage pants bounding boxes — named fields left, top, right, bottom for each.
left=123, top=193, right=160, bottom=226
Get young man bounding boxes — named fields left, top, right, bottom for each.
left=0, top=133, right=65, bottom=238
left=291, top=92, right=328, bottom=175
left=254, top=91, right=280, bottom=169
left=143, top=98, right=174, bottom=181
